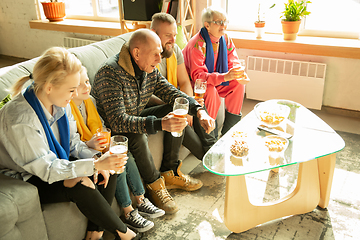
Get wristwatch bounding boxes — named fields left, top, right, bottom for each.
left=93, top=152, right=102, bottom=174
left=93, top=152, right=102, bottom=160
left=195, top=106, right=205, bottom=112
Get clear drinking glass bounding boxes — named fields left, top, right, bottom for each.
left=236, top=59, right=246, bottom=81
left=96, top=127, right=111, bottom=153
left=194, top=79, right=207, bottom=101
left=109, top=135, right=128, bottom=174
left=239, top=59, right=246, bottom=71
left=172, top=97, right=189, bottom=137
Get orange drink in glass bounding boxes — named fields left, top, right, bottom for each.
left=96, top=127, right=111, bottom=153
left=194, top=79, right=207, bottom=100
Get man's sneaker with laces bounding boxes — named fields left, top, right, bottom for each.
left=124, top=209, right=154, bottom=233
left=138, top=198, right=166, bottom=218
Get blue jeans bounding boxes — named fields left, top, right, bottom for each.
left=115, top=153, right=145, bottom=208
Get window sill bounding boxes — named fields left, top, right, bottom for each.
left=228, top=31, right=360, bottom=60
left=29, top=19, right=360, bottom=59
left=29, top=19, right=123, bottom=36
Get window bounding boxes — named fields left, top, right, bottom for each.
left=218, top=0, right=360, bottom=39
left=63, top=0, right=120, bottom=21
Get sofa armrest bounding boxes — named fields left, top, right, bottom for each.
left=0, top=174, right=48, bottom=240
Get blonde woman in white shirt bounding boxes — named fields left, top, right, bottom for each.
left=0, top=47, right=140, bottom=240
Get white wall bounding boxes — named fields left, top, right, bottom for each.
left=0, top=0, right=111, bottom=59
left=236, top=49, right=360, bottom=111
left=1, top=0, right=359, bottom=111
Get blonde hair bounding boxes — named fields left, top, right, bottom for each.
left=80, top=65, right=87, bottom=74
left=201, top=6, right=228, bottom=26
left=12, top=47, right=82, bottom=96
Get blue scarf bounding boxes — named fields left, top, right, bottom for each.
left=200, top=27, right=229, bottom=86
left=23, top=86, right=70, bottom=160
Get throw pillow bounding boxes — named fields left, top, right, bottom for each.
left=0, top=94, right=12, bottom=109
left=176, top=25, right=187, bottom=50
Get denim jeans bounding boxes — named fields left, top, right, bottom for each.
left=115, top=154, right=145, bottom=208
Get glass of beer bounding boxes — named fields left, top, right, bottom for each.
left=239, top=59, right=246, bottom=70
left=172, top=97, right=189, bottom=137
left=96, top=127, right=111, bottom=153
left=194, top=79, right=206, bottom=101
left=109, top=135, right=128, bottom=174
left=238, top=59, right=246, bottom=80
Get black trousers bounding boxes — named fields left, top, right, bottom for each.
left=182, top=108, right=217, bottom=160
left=27, top=174, right=126, bottom=236
left=120, top=104, right=183, bottom=184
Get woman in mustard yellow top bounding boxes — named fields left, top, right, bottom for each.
left=71, top=67, right=165, bottom=236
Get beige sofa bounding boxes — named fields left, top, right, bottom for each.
left=0, top=31, right=225, bottom=240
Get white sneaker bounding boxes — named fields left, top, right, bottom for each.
left=125, top=209, right=154, bottom=233
left=138, top=197, right=166, bottom=218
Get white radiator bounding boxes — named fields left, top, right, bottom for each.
left=245, top=56, right=326, bottom=110
left=63, top=37, right=98, bottom=48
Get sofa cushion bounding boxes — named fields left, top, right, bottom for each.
left=117, top=32, right=132, bottom=43
left=92, top=34, right=130, bottom=58
left=19, top=57, right=40, bottom=73
left=0, top=174, right=48, bottom=240
left=69, top=45, right=108, bottom=85
left=92, top=36, right=126, bottom=58
left=42, top=202, right=87, bottom=240
left=176, top=25, right=187, bottom=50
left=0, top=65, right=31, bottom=100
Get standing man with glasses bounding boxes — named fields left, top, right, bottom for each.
left=183, top=6, right=250, bottom=136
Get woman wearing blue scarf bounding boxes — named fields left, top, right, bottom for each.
left=183, top=7, right=250, bottom=136
left=0, top=47, right=139, bottom=240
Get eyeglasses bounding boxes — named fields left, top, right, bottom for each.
left=208, top=20, right=229, bottom=26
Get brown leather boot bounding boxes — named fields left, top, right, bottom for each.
left=161, top=161, right=203, bottom=191
left=146, top=176, right=179, bottom=214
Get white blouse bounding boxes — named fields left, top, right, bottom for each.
left=0, top=93, right=99, bottom=183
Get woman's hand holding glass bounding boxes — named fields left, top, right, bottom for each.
left=86, top=127, right=111, bottom=152
left=224, top=60, right=250, bottom=84
left=94, top=152, right=128, bottom=174
left=109, top=135, right=128, bottom=174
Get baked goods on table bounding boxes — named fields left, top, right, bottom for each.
left=258, top=111, right=286, bottom=126
left=231, top=131, right=248, bottom=139
left=254, top=101, right=290, bottom=127
left=230, top=139, right=249, bottom=158
left=264, top=136, right=288, bottom=152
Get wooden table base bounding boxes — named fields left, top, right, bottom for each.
left=224, top=153, right=336, bottom=233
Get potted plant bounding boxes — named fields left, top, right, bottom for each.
left=281, top=0, right=311, bottom=40
left=41, top=0, right=66, bottom=22
left=254, top=3, right=275, bottom=39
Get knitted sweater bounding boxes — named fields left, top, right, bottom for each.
left=92, top=43, right=200, bottom=135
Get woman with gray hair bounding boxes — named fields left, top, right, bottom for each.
left=183, top=6, right=250, bottom=136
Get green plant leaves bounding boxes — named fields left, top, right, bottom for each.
left=281, top=0, right=311, bottom=21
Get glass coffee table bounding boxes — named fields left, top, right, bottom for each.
left=203, top=99, right=345, bottom=233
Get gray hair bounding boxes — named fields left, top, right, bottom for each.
left=201, top=6, right=228, bottom=26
